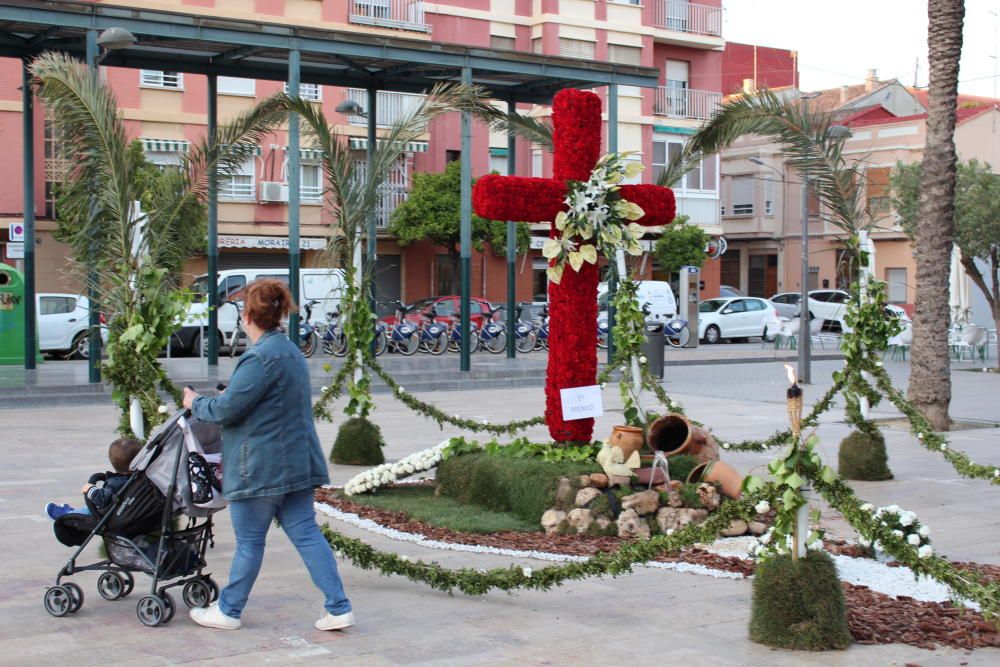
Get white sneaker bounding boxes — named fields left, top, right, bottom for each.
left=315, top=610, right=355, bottom=631
left=190, top=601, right=241, bottom=630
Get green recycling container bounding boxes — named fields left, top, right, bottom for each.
left=0, top=265, right=41, bottom=365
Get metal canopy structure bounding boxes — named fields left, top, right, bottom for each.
left=1, top=0, right=660, bottom=374
left=0, top=0, right=659, bottom=103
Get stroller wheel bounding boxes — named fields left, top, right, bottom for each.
left=63, top=582, right=84, bottom=613
left=136, top=595, right=165, bottom=627
left=206, top=577, right=219, bottom=602
left=43, top=585, right=73, bottom=617
left=182, top=579, right=212, bottom=609
left=120, top=571, right=135, bottom=598
left=97, top=572, right=125, bottom=601
left=160, top=591, right=176, bottom=624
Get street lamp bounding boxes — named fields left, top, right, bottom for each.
left=95, top=27, right=136, bottom=63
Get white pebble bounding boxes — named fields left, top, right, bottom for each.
left=157, top=405, right=168, bottom=414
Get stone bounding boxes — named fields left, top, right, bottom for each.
left=555, top=477, right=574, bottom=507
left=575, top=487, right=601, bottom=508
left=668, top=480, right=684, bottom=492
left=589, top=473, right=609, bottom=489
left=620, top=490, right=661, bottom=516
left=616, top=509, right=650, bottom=539
left=609, top=474, right=631, bottom=488
left=720, top=519, right=748, bottom=537
left=747, top=521, right=768, bottom=536
left=567, top=508, right=593, bottom=534
left=696, top=483, right=720, bottom=512
left=540, top=509, right=567, bottom=535
left=666, top=490, right=685, bottom=508
left=578, top=474, right=592, bottom=488
left=595, top=516, right=612, bottom=531
left=655, top=507, right=709, bottom=534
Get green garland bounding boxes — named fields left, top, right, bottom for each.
left=366, top=357, right=546, bottom=435
left=312, top=357, right=357, bottom=422
left=813, top=475, right=1000, bottom=617
left=321, top=484, right=779, bottom=595
left=442, top=435, right=602, bottom=463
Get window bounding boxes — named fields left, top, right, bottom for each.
left=746, top=299, right=766, bottom=311
left=652, top=138, right=716, bottom=191
left=726, top=300, right=747, bottom=313
left=764, top=178, right=775, bottom=215
left=490, top=35, right=515, bottom=51
left=145, top=151, right=183, bottom=170
left=140, top=70, right=182, bottom=89
left=559, top=38, right=595, bottom=60
left=39, top=296, right=77, bottom=315
left=435, top=256, right=456, bottom=294
left=730, top=177, right=754, bottom=215
left=351, top=155, right=408, bottom=227
left=285, top=82, right=321, bottom=101
left=866, top=166, right=891, bottom=216
left=532, top=150, right=543, bottom=177
left=219, top=275, right=247, bottom=302
left=219, top=158, right=255, bottom=200
left=489, top=154, right=508, bottom=175
left=301, top=163, right=323, bottom=202
left=608, top=44, right=641, bottom=66
left=43, top=117, right=65, bottom=219
left=218, top=76, right=255, bottom=96
left=446, top=150, right=461, bottom=164
left=532, top=38, right=542, bottom=54
left=886, top=268, right=908, bottom=303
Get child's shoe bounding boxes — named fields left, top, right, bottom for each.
left=45, top=503, right=73, bottom=520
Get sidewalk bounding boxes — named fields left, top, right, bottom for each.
left=1, top=362, right=998, bottom=664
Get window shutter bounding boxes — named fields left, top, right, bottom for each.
left=559, top=38, right=595, bottom=60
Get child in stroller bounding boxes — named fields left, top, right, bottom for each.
left=45, top=438, right=141, bottom=520
left=44, top=408, right=226, bottom=627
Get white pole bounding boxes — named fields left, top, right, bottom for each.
left=615, top=248, right=641, bottom=393
left=352, top=235, right=363, bottom=386
left=129, top=397, right=145, bottom=440
left=794, top=484, right=810, bottom=559
left=858, top=230, right=872, bottom=421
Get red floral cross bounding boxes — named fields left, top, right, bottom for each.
left=473, top=89, right=677, bottom=443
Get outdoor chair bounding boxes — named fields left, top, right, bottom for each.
left=885, top=325, right=913, bottom=361
left=952, top=325, right=987, bottom=362
left=773, top=318, right=800, bottom=350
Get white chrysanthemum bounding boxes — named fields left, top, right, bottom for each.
left=400, top=555, right=410, bottom=562
left=918, top=525, right=930, bottom=538
left=907, top=533, right=921, bottom=546
left=722, top=442, right=731, bottom=450
left=320, top=386, right=328, bottom=393
left=898, top=512, right=915, bottom=527
left=892, top=530, right=904, bottom=538
left=639, top=356, right=648, bottom=364
left=917, top=432, right=924, bottom=440
left=157, top=405, right=169, bottom=414
left=858, top=536, right=871, bottom=548
left=666, top=528, right=675, bottom=536
left=918, top=544, right=934, bottom=559
left=522, top=567, right=533, bottom=578
left=875, top=361, right=883, bottom=367
left=397, top=386, right=405, bottom=394
left=940, top=443, right=947, bottom=451
left=760, top=532, right=772, bottom=545
left=335, top=551, right=344, bottom=559
left=754, top=500, right=771, bottom=514
left=860, top=503, right=874, bottom=512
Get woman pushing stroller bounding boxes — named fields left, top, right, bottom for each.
left=182, top=278, right=353, bottom=632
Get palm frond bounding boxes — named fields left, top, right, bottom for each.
left=467, top=104, right=554, bottom=150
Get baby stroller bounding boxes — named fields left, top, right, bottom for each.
left=44, top=408, right=225, bottom=627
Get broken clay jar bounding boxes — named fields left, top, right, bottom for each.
left=647, top=413, right=719, bottom=463
left=686, top=460, right=744, bottom=499
left=608, top=425, right=644, bottom=461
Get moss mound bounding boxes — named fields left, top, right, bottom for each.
left=330, top=417, right=386, bottom=466
left=437, top=453, right=597, bottom=524
left=838, top=429, right=893, bottom=481
left=664, top=454, right=698, bottom=483
left=749, top=551, right=852, bottom=651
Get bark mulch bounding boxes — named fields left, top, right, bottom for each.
left=316, top=488, right=1000, bottom=651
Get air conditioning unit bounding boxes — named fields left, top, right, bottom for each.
left=259, top=181, right=289, bottom=203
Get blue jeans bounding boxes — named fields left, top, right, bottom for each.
left=219, top=487, right=351, bottom=620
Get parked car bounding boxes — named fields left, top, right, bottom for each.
left=697, top=297, right=780, bottom=344
left=36, top=293, right=107, bottom=359
left=770, top=289, right=910, bottom=333
left=182, top=268, right=345, bottom=355
left=597, top=280, right=678, bottom=324
left=380, top=296, right=497, bottom=330
left=719, top=285, right=746, bottom=298
left=769, top=292, right=803, bottom=319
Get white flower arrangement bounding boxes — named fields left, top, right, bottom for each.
left=918, top=544, right=934, bottom=559
left=863, top=504, right=934, bottom=561
left=343, top=439, right=451, bottom=496
left=754, top=500, right=771, bottom=514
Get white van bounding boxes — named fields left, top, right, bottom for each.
left=597, top=280, right=677, bottom=323
left=177, top=268, right=345, bottom=355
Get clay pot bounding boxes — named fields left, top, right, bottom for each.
left=608, top=425, right=644, bottom=461
left=686, top=461, right=744, bottom=499
left=647, top=414, right=719, bottom=463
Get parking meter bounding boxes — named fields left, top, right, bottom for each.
left=679, top=266, right=700, bottom=348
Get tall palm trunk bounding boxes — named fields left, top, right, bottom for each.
left=909, top=0, right=965, bottom=430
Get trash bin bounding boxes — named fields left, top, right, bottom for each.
left=0, top=265, right=39, bottom=365
left=641, top=321, right=665, bottom=379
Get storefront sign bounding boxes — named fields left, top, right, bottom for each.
left=218, top=235, right=326, bottom=251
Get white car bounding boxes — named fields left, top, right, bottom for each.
left=769, top=292, right=803, bottom=319
left=771, top=290, right=911, bottom=333
left=698, top=297, right=780, bottom=344
left=37, top=293, right=106, bottom=359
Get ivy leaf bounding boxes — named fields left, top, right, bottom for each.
left=743, top=475, right=765, bottom=493
left=784, top=472, right=806, bottom=490
left=820, top=465, right=838, bottom=483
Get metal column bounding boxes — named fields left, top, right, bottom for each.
left=287, top=48, right=301, bottom=341
left=505, top=99, right=517, bottom=358
left=606, top=83, right=619, bottom=364
left=85, top=29, right=100, bottom=382
left=366, top=86, right=378, bottom=318
left=206, top=74, right=219, bottom=365
left=21, top=60, right=36, bottom=370
left=799, top=176, right=811, bottom=383
left=459, top=66, right=473, bottom=372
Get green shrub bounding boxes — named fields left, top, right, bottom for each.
left=749, top=551, right=852, bottom=651
left=330, top=417, right=386, bottom=466
left=838, top=430, right=893, bottom=481
left=437, top=453, right=598, bottom=523
left=677, top=482, right=704, bottom=509
left=665, top=454, right=698, bottom=483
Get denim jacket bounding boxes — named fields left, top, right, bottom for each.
left=191, top=330, right=329, bottom=500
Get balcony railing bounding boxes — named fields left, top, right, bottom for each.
left=653, top=1, right=723, bottom=38
left=346, top=89, right=427, bottom=129
left=654, top=87, right=722, bottom=121
left=349, top=0, right=430, bottom=33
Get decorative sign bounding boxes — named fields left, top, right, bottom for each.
left=5, top=242, right=24, bottom=260
left=560, top=385, right=604, bottom=421
left=217, top=235, right=326, bottom=251
left=8, top=223, right=24, bottom=242
left=705, top=236, right=727, bottom=259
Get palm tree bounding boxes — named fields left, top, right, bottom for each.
left=909, top=0, right=966, bottom=431
left=33, top=51, right=289, bottom=435
left=285, top=82, right=492, bottom=417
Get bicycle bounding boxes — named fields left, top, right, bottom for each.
left=477, top=304, right=507, bottom=354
